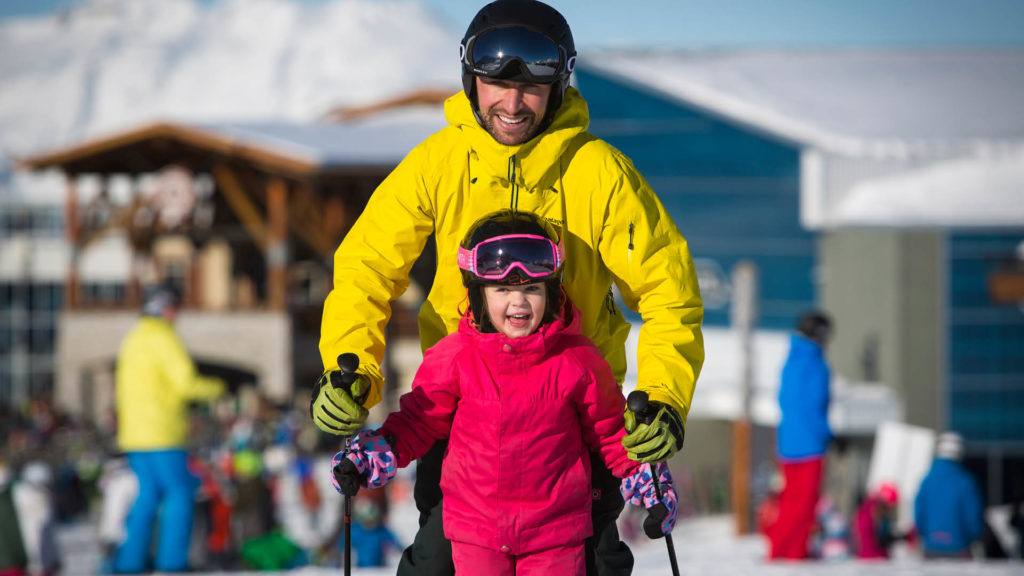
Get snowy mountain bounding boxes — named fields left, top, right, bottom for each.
left=0, top=0, right=460, bottom=202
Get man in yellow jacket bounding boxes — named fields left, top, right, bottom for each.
left=113, top=283, right=224, bottom=574
left=312, top=1, right=704, bottom=574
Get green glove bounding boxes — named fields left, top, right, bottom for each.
left=310, top=370, right=370, bottom=436
left=622, top=400, right=685, bottom=463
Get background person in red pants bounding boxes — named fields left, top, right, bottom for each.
left=769, top=311, right=833, bottom=560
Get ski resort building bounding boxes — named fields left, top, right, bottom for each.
left=13, top=98, right=448, bottom=425
left=576, top=50, right=1024, bottom=506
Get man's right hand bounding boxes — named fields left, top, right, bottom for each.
left=310, top=370, right=370, bottom=436
left=622, top=399, right=685, bottom=463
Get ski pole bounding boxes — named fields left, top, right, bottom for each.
left=334, top=353, right=360, bottom=576
left=627, top=390, right=681, bottom=576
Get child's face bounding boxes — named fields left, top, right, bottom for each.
left=483, top=282, right=547, bottom=339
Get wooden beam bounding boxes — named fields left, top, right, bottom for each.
left=124, top=176, right=142, bottom=308
left=213, top=163, right=268, bottom=250
left=732, top=419, right=752, bottom=535
left=188, top=254, right=202, bottom=310
left=323, top=88, right=451, bottom=122
left=64, top=176, right=80, bottom=310
left=283, top=183, right=331, bottom=257
left=267, top=177, right=289, bottom=311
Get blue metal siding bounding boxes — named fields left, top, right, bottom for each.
left=576, top=69, right=815, bottom=330
left=948, top=233, right=1024, bottom=444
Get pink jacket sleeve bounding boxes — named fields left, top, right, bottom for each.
left=574, top=343, right=641, bottom=479
left=378, top=343, right=460, bottom=468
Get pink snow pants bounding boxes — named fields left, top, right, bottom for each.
left=451, top=541, right=585, bottom=576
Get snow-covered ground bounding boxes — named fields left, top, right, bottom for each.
left=57, top=477, right=1023, bottom=576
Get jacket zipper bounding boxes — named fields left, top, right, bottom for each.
left=628, top=222, right=635, bottom=263
left=507, top=155, right=519, bottom=212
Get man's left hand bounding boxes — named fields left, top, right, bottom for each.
left=622, top=400, right=685, bottom=463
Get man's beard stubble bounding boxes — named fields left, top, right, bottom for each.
left=480, top=107, right=543, bottom=146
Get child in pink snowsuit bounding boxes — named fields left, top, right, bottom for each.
left=332, top=211, right=677, bottom=576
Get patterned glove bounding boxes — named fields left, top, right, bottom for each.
left=622, top=400, right=685, bottom=463
left=310, top=370, right=370, bottom=436
left=620, top=461, right=678, bottom=539
left=331, top=429, right=397, bottom=497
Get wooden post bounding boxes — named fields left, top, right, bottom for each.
left=732, top=419, right=752, bottom=535
left=266, top=177, right=289, bottom=310
left=64, top=175, right=80, bottom=310
left=124, top=175, right=142, bottom=309
left=189, top=254, right=202, bottom=310
left=730, top=260, right=759, bottom=535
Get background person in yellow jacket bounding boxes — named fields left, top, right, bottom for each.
left=311, top=1, right=704, bottom=574
left=113, top=282, right=225, bottom=574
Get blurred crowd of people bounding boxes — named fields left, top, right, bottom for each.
left=756, top=430, right=1014, bottom=563
left=0, top=301, right=1017, bottom=575
left=758, top=309, right=1022, bottom=565
left=0, top=391, right=404, bottom=575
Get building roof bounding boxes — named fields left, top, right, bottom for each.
left=582, top=50, right=1024, bottom=158
left=19, top=106, right=446, bottom=177
left=833, top=146, right=1024, bottom=228
left=202, top=108, right=445, bottom=169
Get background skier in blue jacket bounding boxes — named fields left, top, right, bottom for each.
left=914, top=431, right=983, bottom=559
left=769, top=310, right=833, bottom=560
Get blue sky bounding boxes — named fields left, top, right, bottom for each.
left=3, top=0, right=1024, bottom=50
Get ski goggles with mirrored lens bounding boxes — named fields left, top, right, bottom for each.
left=461, top=26, right=575, bottom=83
left=458, top=234, right=565, bottom=281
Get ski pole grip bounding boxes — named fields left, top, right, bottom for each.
left=335, top=353, right=360, bottom=393
left=627, top=389, right=667, bottom=500
left=627, top=390, right=655, bottom=426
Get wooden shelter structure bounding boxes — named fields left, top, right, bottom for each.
left=20, top=116, right=433, bottom=309
left=18, top=102, right=446, bottom=415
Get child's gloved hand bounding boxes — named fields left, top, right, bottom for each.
left=620, top=461, right=678, bottom=539
left=331, top=429, right=397, bottom=497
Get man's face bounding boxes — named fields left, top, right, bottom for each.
left=475, top=77, right=552, bottom=145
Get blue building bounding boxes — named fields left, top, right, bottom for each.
left=578, top=59, right=813, bottom=330
left=578, top=49, right=1024, bottom=504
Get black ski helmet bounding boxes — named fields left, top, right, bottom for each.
left=142, top=280, right=182, bottom=317
left=460, top=210, right=564, bottom=331
left=460, top=0, right=576, bottom=130
left=796, top=309, right=832, bottom=345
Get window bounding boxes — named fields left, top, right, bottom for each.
left=948, top=233, right=1024, bottom=443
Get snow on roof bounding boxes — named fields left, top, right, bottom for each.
left=581, top=50, right=1024, bottom=158
left=834, top=146, right=1024, bottom=227
left=198, top=106, right=447, bottom=169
